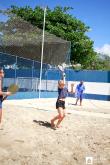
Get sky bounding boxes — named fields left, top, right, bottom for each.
left=0, top=0, right=110, bottom=56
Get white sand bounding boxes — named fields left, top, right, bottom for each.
left=0, top=98, right=110, bottom=165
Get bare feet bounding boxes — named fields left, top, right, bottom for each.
left=56, top=125, right=62, bottom=128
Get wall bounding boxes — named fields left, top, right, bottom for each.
left=4, top=69, right=110, bottom=101
left=47, top=69, right=110, bottom=101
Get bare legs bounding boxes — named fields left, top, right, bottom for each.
left=0, top=109, right=2, bottom=124
left=75, top=98, right=79, bottom=105
left=80, top=98, right=82, bottom=106
left=51, top=107, right=65, bottom=129
left=75, top=98, right=83, bottom=106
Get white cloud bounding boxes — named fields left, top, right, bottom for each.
left=95, top=44, right=110, bottom=57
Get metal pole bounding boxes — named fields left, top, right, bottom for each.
left=39, top=7, right=46, bottom=98
left=15, top=56, right=17, bottom=84
left=32, top=60, right=34, bottom=91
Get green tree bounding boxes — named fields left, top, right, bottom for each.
left=90, top=55, right=110, bottom=70
left=10, top=5, right=97, bottom=69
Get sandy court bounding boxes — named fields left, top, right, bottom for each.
left=0, top=98, right=110, bottom=165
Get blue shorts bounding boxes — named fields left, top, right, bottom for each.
left=76, top=92, right=84, bottom=99
left=0, top=100, right=2, bottom=109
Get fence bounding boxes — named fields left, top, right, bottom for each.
left=2, top=66, right=110, bottom=101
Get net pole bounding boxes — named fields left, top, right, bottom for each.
left=15, top=56, right=17, bottom=84
left=32, top=60, right=34, bottom=91
left=39, top=7, right=46, bottom=98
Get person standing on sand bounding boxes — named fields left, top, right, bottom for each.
left=75, top=81, right=85, bottom=106
left=51, top=80, right=74, bottom=129
left=0, top=68, right=11, bottom=126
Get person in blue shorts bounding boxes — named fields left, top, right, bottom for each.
left=0, top=68, right=11, bottom=125
left=75, top=81, right=85, bottom=106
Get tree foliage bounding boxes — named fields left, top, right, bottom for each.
left=10, top=5, right=97, bottom=69
left=90, top=54, right=110, bottom=70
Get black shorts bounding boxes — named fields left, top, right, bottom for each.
left=56, top=100, right=65, bottom=109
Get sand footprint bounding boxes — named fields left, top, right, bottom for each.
left=14, top=140, right=24, bottom=143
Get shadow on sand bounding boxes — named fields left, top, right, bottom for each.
left=68, top=103, right=77, bottom=106
left=33, top=120, right=51, bottom=128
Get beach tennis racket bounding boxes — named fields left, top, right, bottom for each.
left=2, top=84, right=19, bottom=102
left=7, top=84, right=19, bottom=94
